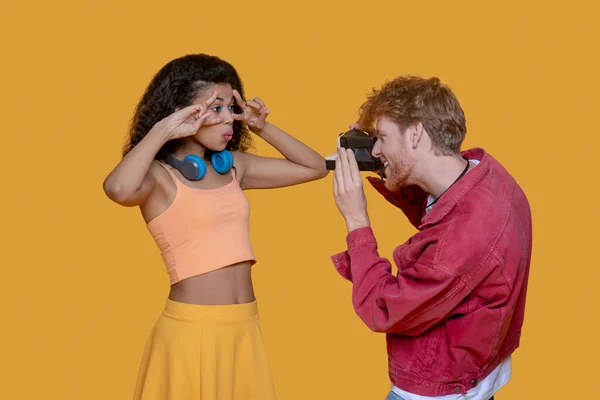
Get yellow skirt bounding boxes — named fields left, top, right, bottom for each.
left=132, top=298, right=277, bottom=400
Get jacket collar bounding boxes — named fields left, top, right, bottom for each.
left=418, top=147, right=490, bottom=228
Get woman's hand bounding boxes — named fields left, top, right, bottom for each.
left=232, top=89, right=270, bottom=134
left=157, top=90, right=221, bottom=140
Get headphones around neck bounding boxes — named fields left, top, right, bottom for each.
left=165, top=149, right=234, bottom=181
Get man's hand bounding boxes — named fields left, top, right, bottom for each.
left=333, top=147, right=371, bottom=233
left=349, top=121, right=377, bottom=136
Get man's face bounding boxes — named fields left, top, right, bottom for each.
left=371, top=115, right=414, bottom=192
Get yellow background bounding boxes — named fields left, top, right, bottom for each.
left=1, top=1, right=598, bottom=399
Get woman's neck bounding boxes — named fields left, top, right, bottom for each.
left=174, top=138, right=206, bottom=159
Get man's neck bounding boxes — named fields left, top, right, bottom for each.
left=414, top=153, right=470, bottom=199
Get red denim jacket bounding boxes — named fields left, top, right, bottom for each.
left=331, top=148, right=532, bottom=396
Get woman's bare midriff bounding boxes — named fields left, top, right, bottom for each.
left=168, top=261, right=255, bottom=305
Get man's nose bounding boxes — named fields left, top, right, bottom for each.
left=372, top=140, right=381, bottom=158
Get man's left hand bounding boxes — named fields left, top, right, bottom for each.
left=333, top=147, right=371, bottom=233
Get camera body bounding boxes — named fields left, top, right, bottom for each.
left=325, top=129, right=382, bottom=171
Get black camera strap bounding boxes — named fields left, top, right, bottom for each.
left=379, top=157, right=470, bottom=212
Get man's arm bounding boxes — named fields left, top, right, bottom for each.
left=331, top=148, right=474, bottom=334
left=334, top=227, right=476, bottom=336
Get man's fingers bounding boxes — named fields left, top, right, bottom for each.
left=349, top=121, right=377, bottom=136
left=339, top=148, right=353, bottom=186
left=362, top=125, right=377, bottom=136
left=333, top=164, right=339, bottom=198
left=346, top=150, right=361, bottom=184
left=333, top=153, right=344, bottom=193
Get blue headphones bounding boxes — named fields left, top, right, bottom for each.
left=165, top=150, right=234, bottom=181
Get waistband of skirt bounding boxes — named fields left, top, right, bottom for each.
left=162, top=298, right=258, bottom=322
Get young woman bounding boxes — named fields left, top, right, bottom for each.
left=103, top=53, right=328, bottom=400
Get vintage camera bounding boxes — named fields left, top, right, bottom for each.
left=325, top=129, right=382, bottom=171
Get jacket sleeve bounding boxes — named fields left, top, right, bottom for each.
left=366, top=177, right=427, bottom=230
left=332, top=226, right=476, bottom=336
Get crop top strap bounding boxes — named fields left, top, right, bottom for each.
left=156, top=160, right=179, bottom=185
left=230, top=166, right=241, bottom=182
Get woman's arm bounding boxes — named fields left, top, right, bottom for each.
left=232, top=91, right=328, bottom=190
left=103, top=94, right=218, bottom=206
left=103, top=125, right=170, bottom=206
left=235, top=122, right=328, bottom=189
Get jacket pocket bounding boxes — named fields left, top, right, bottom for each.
left=418, top=326, right=442, bottom=368
left=389, top=327, right=442, bottom=373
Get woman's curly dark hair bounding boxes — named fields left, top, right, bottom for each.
left=123, top=54, right=254, bottom=160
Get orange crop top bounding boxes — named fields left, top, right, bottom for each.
left=146, top=161, right=256, bottom=285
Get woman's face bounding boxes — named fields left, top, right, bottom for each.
left=191, top=83, right=236, bottom=152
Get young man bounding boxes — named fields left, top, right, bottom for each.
left=331, top=76, right=532, bottom=400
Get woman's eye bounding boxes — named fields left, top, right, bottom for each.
left=211, top=106, right=222, bottom=113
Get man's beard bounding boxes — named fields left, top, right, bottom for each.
left=384, top=154, right=413, bottom=192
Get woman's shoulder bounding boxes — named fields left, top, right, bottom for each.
left=231, top=150, right=263, bottom=180
left=231, top=150, right=250, bottom=176
left=139, top=159, right=179, bottom=223
left=231, top=149, right=261, bottom=165
left=147, top=158, right=178, bottom=191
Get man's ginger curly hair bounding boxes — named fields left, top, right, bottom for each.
left=358, top=75, right=467, bottom=156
